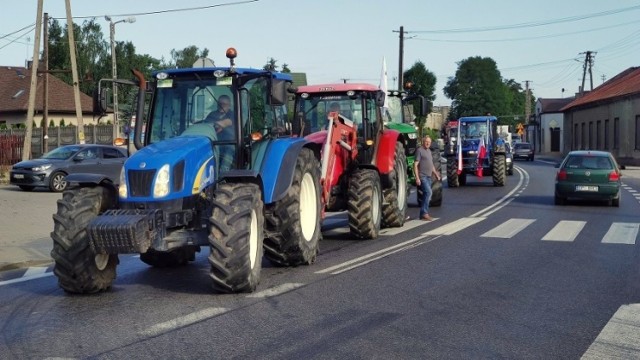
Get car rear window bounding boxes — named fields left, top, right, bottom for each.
left=564, top=155, right=612, bottom=170
left=516, top=144, right=531, bottom=150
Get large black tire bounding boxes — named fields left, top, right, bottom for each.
left=348, top=169, right=382, bottom=239
left=140, top=247, right=197, bottom=268
left=264, top=148, right=322, bottom=266
left=51, top=186, right=118, bottom=294
left=209, top=182, right=264, bottom=293
left=492, top=155, right=506, bottom=187
left=447, top=158, right=459, bottom=188
left=49, top=171, right=67, bottom=192
left=382, top=142, right=408, bottom=228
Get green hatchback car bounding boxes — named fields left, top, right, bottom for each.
left=554, top=150, right=624, bottom=206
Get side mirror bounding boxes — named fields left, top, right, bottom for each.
left=93, top=87, right=108, bottom=115
left=375, top=90, right=386, bottom=107
left=269, top=79, right=288, bottom=106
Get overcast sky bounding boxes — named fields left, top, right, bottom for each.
left=1, top=0, right=638, bottom=108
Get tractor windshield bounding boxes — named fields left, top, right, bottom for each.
left=294, top=94, right=363, bottom=133
left=148, top=78, right=234, bottom=144
left=383, top=95, right=403, bottom=124
left=461, top=122, right=488, bottom=139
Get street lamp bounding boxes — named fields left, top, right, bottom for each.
left=105, top=15, right=136, bottom=140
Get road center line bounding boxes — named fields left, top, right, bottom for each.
left=246, top=283, right=305, bottom=298
left=140, top=307, right=229, bottom=337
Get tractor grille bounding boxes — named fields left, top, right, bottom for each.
left=128, top=169, right=156, bottom=197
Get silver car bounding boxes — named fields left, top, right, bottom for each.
left=9, top=144, right=127, bottom=192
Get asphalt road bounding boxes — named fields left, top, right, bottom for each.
left=1, top=159, right=640, bottom=358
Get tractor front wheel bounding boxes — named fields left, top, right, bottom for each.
left=348, top=169, right=382, bottom=239
left=209, top=182, right=264, bottom=293
left=51, top=186, right=118, bottom=294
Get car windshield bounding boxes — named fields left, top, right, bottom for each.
left=564, top=155, right=613, bottom=170
left=42, top=146, right=81, bottom=160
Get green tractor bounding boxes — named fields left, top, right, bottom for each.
left=383, top=91, right=442, bottom=207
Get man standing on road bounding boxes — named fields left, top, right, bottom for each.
left=414, top=135, right=441, bottom=221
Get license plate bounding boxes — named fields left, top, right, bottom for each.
left=13, top=174, right=24, bottom=179
left=576, top=185, right=598, bottom=192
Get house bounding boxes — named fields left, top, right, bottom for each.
left=533, top=97, right=574, bottom=154
left=560, top=67, right=640, bottom=165
left=0, top=66, right=108, bottom=129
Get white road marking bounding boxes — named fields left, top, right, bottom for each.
left=140, top=307, right=229, bottom=337
left=0, top=272, right=53, bottom=287
left=542, top=221, right=586, bottom=242
left=601, top=223, right=639, bottom=245
left=316, top=235, right=429, bottom=274
left=481, top=218, right=536, bottom=238
left=23, top=266, right=48, bottom=277
left=471, top=166, right=529, bottom=218
left=423, top=217, right=486, bottom=236
left=246, top=283, right=305, bottom=298
left=380, top=219, right=429, bottom=236
left=582, top=304, right=640, bottom=359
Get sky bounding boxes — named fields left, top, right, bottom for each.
left=1, top=0, right=639, bottom=109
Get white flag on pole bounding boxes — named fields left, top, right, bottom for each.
left=379, top=57, right=389, bottom=111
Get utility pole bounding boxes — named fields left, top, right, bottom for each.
left=42, top=12, right=49, bottom=154
left=394, top=26, right=405, bottom=91
left=524, top=80, right=531, bottom=144
left=22, top=0, right=43, bottom=161
left=580, top=51, right=596, bottom=93
left=65, top=0, right=85, bottom=144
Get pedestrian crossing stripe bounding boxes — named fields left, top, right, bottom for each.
left=542, top=220, right=586, bottom=242
left=423, top=217, right=486, bottom=236
left=602, top=223, right=640, bottom=244
left=473, top=219, right=639, bottom=245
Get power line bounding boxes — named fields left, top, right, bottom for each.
left=407, top=5, right=640, bottom=34
left=411, top=20, right=640, bottom=43
left=50, top=0, right=259, bottom=20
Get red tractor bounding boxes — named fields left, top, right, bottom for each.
left=292, top=83, right=408, bottom=239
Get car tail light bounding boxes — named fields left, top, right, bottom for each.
left=609, top=171, right=620, bottom=182
left=557, top=169, right=567, bottom=181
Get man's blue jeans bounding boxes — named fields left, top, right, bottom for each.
left=419, top=176, right=433, bottom=217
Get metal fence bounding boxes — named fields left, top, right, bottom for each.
left=0, top=125, right=115, bottom=164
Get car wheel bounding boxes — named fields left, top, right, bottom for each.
left=612, top=194, right=620, bottom=207
left=49, top=171, right=67, bottom=192
left=554, top=194, right=565, bottom=205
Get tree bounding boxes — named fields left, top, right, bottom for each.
left=444, top=56, right=507, bottom=119
left=263, top=57, right=279, bottom=71
left=168, top=46, right=209, bottom=68
left=281, top=63, right=291, bottom=73
left=403, top=61, right=437, bottom=103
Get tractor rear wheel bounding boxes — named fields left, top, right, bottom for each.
left=51, top=186, right=118, bottom=294
left=382, top=142, right=408, bottom=228
left=492, top=155, right=506, bottom=187
left=140, top=247, right=197, bottom=267
left=348, top=169, right=382, bottom=239
left=209, top=182, right=264, bottom=293
left=447, top=157, right=459, bottom=188
left=264, top=148, right=321, bottom=266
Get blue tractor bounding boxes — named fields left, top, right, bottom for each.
left=51, top=49, right=322, bottom=294
left=444, top=115, right=507, bottom=187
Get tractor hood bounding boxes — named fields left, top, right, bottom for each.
left=385, top=122, right=417, bottom=135
left=122, top=135, right=217, bottom=201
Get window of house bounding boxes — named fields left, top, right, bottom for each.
left=574, top=123, right=579, bottom=150
left=581, top=123, right=586, bottom=150
left=635, top=115, right=640, bottom=150
left=596, top=120, right=601, bottom=149
left=589, top=121, right=593, bottom=149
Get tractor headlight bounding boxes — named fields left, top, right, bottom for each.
left=118, top=166, right=128, bottom=198
left=153, top=164, right=170, bottom=198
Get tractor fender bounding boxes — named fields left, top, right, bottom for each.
left=375, top=129, right=400, bottom=175
left=64, top=173, right=119, bottom=200
left=259, top=138, right=309, bottom=204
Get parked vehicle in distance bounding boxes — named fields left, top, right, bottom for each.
left=513, top=142, right=534, bottom=161
left=9, top=144, right=127, bottom=192
left=505, top=143, right=514, bottom=175
left=554, top=150, right=624, bottom=206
